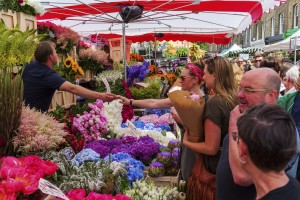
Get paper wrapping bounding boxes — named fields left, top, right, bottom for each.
left=168, top=90, right=205, bottom=143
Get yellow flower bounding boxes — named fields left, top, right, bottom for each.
left=78, top=67, right=84, bottom=75
left=72, top=62, right=78, bottom=73
left=64, top=57, right=74, bottom=68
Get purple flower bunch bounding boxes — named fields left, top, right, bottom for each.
left=84, top=136, right=160, bottom=165
left=84, top=140, right=110, bottom=158
left=168, top=139, right=181, bottom=151
left=73, top=100, right=108, bottom=143
left=126, top=61, right=150, bottom=85
left=149, top=162, right=164, bottom=177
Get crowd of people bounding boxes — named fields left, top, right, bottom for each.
left=22, top=41, right=300, bottom=200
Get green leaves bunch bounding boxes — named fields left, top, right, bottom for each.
left=130, top=77, right=162, bottom=100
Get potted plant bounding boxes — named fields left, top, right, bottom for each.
left=176, top=47, right=189, bottom=58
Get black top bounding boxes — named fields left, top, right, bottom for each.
left=23, top=61, right=66, bottom=112
left=216, top=134, right=256, bottom=200
left=259, top=176, right=300, bottom=200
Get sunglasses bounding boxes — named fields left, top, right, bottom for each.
left=179, top=76, right=194, bottom=81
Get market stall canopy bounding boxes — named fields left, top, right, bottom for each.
left=264, top=29, right=300, bottom=52
left=230, top=46, right=263, bottom=56
left=37, top=0, right=285, bottom=44
left=219, top=44, right=242, bottom=56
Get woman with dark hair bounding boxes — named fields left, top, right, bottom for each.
left=234, top=104, right=300, bottom=199
left=259, top=56, right=281, bottom=73
left=184, top=56, right=238, bottom=200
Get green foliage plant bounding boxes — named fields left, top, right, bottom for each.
left=176, top=47, right=189, bottom=58
left=0, top=67, right=23, bottom=156
left=0, top=20, right=46, bottom=69
left=130, top=77, right=162, bottom=100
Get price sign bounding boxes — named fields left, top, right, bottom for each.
left=126, top=120, right=140, bottom=135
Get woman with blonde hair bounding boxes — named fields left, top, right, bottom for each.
left=184, top=56, right=238, bottom=200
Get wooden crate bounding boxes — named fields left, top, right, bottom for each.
left=80, top=70, right=94, bottom=81
left=0, top=10, right=17, bottom=29
left=108, top=38, right=132, bottom=62
left=17, top=12, right=37, bottom=31
left=48, top=91, right=77, bottom=111
left=146, top=170, right=180, bottom=187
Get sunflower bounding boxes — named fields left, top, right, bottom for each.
left=78, top=67, right=84, bottom=75
left=64, top=57, right=74, bottom=68
left=72, top=62, right=79, bottom=73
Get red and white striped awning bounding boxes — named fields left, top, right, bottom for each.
left=37, top=0, right=285, bottom=44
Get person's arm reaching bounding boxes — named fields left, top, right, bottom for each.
left=59, top=81, right=116, bottom=102
left=228, top=105, right=253, bottom=186
left=117, top=95, right=173, bottom=109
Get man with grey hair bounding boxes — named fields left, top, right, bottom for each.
left=284, top=66, right=299, bottom=95
left=216, top=68, right=300, bottom=200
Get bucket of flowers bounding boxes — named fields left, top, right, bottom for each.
left=53, top=57, right=84, bottom=83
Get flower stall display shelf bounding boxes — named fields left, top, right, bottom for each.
left=17, top=11, right=37, bottom=31
left=48, top=90, right=76, bottom=111
left=0, top=9, right=17, bottom=29
left=108, top=38, right=132, bottom=62
left=80, top=70, right=94, bottom=82
left=146, top=170, right=180, bottom=187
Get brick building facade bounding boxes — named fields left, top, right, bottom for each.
left=215, top=0, right=299, bottom=52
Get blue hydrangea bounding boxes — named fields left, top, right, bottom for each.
left=104, top=152, right=133, bottom=162
left=71, top=148, right=100, bottom=167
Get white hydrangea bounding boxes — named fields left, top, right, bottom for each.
left=125, top=180, right=179, bottom=200
left=104, top=100, right=123, bottom=132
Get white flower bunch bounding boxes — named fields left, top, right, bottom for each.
left=104, top=100, right=123, bottom=132
left=26, top=0, right=46, bottom=15
left=125, top=180, right=179, bottom=200
left=141, top=130, right=171, bottom=146
left=95, top=70, right=123, bottom=85
left=114, top=127, right=172, bottom=146
left=110, top=161, right=127, bottom=176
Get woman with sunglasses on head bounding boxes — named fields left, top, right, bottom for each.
left=234, top=104, right=300, bottom=200
left=117, top=61, right=206, bottom=182
left=184, top=56, right=238, bottom=200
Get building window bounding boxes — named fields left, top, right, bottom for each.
left=261, top=22, right=264, bottom=39
left=245, top=29, right=248, bottom=44
left=279, top=13, right=284, bottom=34
left=249, top=28, right=252, bottom=43
left=271, top=17, right=275, bottom=36
left=294, top=4, right=299, bottom=28
left=256, top=24, right=259, bottom=40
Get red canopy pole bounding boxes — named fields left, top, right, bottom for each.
left=154, top=36, right=157, bottom=66
left=122, top=22, right=127, bottom=82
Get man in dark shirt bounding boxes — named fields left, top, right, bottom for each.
left=23, top=41, right=115, bottom=112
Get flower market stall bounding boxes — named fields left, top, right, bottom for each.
left=0, top=0, right=287, bottom=199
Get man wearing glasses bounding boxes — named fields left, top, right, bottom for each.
left=254, top=51, right=265, bottom=68
left=216, top=68, right=300, bottom=200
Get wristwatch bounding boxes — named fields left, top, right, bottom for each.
left=129, top=99, right=134, bottom=106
